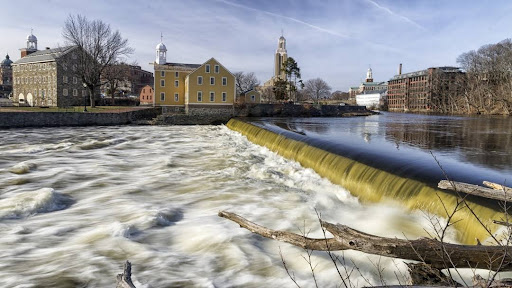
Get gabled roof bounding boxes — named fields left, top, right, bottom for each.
left=187, top=57, right=235, bottom=78
left=13, top=46, right=77, bottom=65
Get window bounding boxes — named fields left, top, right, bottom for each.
left=210, top=92, right=215, bottom=102
left=161, top=71, right=165, bottom=77
left=174, top=93, right=179, bottom=102
left=82, top=90, right=87, bottom=96
left=197, top=76, right=203, bottom=85
left=174, top=80, right=179, bottom=87
left=160, top=79, right=165, bottom=87
left=214, top=65, right=219, bottom=73
left=63, top=76, right=68, bottom=83
left=197, top=91, right=202, bottom=102
left=175, top=71, right=179, bottom=77
left=210, top=77, right=215, bottom=85
left=205, top=64, right=210, bottom=73
left=160, top=92, right=165, bottom=101
left=251, top=95, right=255, bottom=102
left=73, top=89, right=78, bottom=96
left=222, top=92, right=227, bottom=102
left=63, top=89, right=68, bottom=96
left=222, top=77, right=227, bottom=86
left=73, top=77, right=77, bottom=84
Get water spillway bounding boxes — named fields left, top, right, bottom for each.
left=227, top=117, right=503, bottom=244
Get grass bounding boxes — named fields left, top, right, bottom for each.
left=0, top=106, right=143, bottom=113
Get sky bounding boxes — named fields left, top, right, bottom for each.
left=2, top=0, right=512, bottom=91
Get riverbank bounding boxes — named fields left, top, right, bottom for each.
left=0, top=104, right=372, bottom=128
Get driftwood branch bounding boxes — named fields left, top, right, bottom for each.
left=219, top=211, right=512, bottom=271
left=116, top=260, right=136, bottom=288
left=438, top=180, right=512, bottom=202
left=483, top=181, right=512, bottom=193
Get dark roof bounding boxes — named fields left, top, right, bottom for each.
left=163, top=62, right=201, bottom=69
left=1, top=54, right=13, bottom=67
left=13, top=46, right=76, bottom=65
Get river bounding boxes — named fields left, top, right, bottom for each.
left=0, top=112, right=511, bottom=287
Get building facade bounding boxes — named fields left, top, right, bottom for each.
left=387, top=66, right=464, bottom=112
left=12, top=32, right=86, bottom=107
left=349, top=67, right=388, bottom=99
left=239, top=88, right=261, bottom=104
left=152, top=39, right=235, bottom=115
left=139, top=85, right=153, bottom=105
left=0, top=54, right=13, bottom=98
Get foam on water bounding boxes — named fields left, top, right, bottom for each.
left=8, top=161, right=37, bottom=174
left=0, top=188, right=73, bottom=219
left=0, top=124, right=481, bottom=287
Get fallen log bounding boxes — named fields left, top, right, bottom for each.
left=116, top=261, right=136, bottom=288
left=438, top=180, right=512, bottom=202
left=219, top=211, right=512, bottom=271
left=483, top=181, right=512, bottom=193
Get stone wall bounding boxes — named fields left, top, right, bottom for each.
left=0, top=107, right=161, bottom=128
left=158, top=113, right=232, bottom=125
left=243, top=103, right=370, bottom=117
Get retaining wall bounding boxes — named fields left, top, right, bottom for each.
left=243, top=104, right=370, bottom=117
left=0, top=107, right=161, bottom=128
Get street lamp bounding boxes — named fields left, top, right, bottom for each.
left=82, top=83, right=88, bottom=112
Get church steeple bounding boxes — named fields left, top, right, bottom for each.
left=274, top=34, right=288, bottom=80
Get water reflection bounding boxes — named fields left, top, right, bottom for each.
left=250, top=113, right=512, bottom=186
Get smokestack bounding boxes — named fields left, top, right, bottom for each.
left=398, top=63, right=402, bottom=75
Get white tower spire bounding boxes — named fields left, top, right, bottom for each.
left=155, top=34, right=167, bottom=64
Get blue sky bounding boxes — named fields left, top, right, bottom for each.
left=2, top=0, right=512, bottom=91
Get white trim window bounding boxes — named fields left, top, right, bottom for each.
left=73, top=89, right=78, bottom=96
left=160, top=79, right=165, bottom=87
left=175, top=71, right=179, bottom=78
left=174, top=80, right=179, bottom=87
left=63, top=88, right=68, bottom=96
left=205, top=64, right=210, bottom=73
left=197, top=76, right=203, bottom=85
left=222, top=77, right=227, bottom=86
left=197, top=91, right=203, bottom=102
left=210, top=92, right=215, bottom=102
left=63, top=76, right=68, bottom=83
left=161, top=71, right=165, bottom=77
left=160, top=92, right=165, bottom=101
left=210, top=77, right=215, bottom=85
left=214, top=65, right=219, bottom=73
left=222, top=92, right=227, bottom=102
left=251, top=95, right=256, bottom=102
left=73, top=77, right=77, bottom=84
left=82, top=90, right=87, bottom=96
left=174, top=93, right=179, bottom=102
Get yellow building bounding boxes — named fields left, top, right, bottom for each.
left=153, top=39, right=235, bottom=115
left=240, top=88, right=261, bottom=104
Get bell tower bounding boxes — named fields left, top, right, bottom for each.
left=155, top=34, right=167, bottom=65
left=20, top=30, right=38, bottom=58
left=274, top=34, right=288, bottom=80
left=366, top=67, right=373, bottom=83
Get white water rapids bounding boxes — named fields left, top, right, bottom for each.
left=0, top=125, right=450, bottom=287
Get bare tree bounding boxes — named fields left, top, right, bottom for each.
left=304, top=78, right=332, bottom=103
left=102, top=63, right=132, bottom=105
left=234, top=72, right=260, bottom=97
left=62, top=14, right=133, bottom=108
left=331, top=91, right=350, bottom=101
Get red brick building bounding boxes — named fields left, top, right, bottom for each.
left=139, top=85, right=153, bottom=105
left=387, top=66, right=464, bottom=112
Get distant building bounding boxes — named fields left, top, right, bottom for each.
left=100, top=65, right=153, bottom=98
left=349, top=68, right=387, bottom=99
left=239, top=88, right=261, bottom=104
left=387, top=66, right=464, bottom=112
left=152, top=37, right=235, bottom=115
left=139, top=85, right=153, bottom=105
left=0, top=54, right=13, bottom=98
left=12, top=32, right=86, bottom=107
left=356, top=92, right=386, bottom=109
